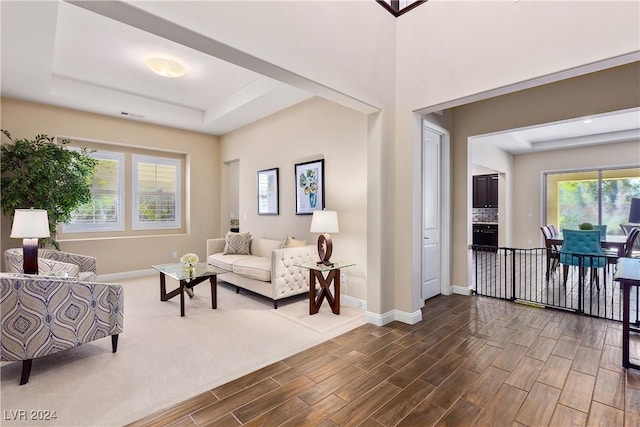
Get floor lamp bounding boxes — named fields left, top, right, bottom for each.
left=10, top=209, right=50, bottom=274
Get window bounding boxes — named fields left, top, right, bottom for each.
left=63, top=150, right=124, bottom=232
left=133, top=155, right=181, bottom=230
left=545, top=167, right=640, bottom=234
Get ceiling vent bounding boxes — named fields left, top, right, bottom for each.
left=120, top=111, right=145, bottom=119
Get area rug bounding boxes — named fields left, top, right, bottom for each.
left=0, top=274, right=365, bottom=427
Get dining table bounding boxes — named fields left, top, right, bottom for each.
left=548, top=233, right=628, bottom=257
left=614, top=257, right=640, bottom=369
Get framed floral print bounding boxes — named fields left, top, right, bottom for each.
left=295, top=159, right=324, bottom=215
left=257, top=168, right=279, bottom=215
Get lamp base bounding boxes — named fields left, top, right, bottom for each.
left=316, top=233, right=334, bottom=267
left=22, top=238, right=39, bottom=275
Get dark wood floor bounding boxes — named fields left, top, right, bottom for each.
left=128, top=294, right=640, bottom=426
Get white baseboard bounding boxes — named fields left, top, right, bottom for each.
left=342, top=295, right=367, bottom=310
left=365, top=309, right=422, bottom=326
left=453, top=285, right=472, bottom=296
left=98, top=269, right=155, bottom=282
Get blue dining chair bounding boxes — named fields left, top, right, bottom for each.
left=541, top=226, right=560, bottom=280
left=560, top=229, right=606, bottom=288
left=593, top=224, right=607, bottom=240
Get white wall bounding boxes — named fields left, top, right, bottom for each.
left=396, top=1, right=640, bottom=111
left=220, top=97, right=369, bottom=301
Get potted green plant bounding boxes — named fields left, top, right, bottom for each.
left=578, top=222, right=594, bottom=230
left=1, top=130, right=97, bottom=248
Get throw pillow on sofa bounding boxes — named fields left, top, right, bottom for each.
left=283, top=236, right=307, bottom=248
left=224, top=231, right=252, bottom=255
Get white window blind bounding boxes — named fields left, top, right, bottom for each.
left=64, top=150, right=124, bottom=232
left=133, top=155, right=181, bottom=230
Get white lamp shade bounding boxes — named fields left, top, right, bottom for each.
left=310, top=210, right=339, bottom=233
left=10, top=209, right=50, bottom=238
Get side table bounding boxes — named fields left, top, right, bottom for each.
left=614, top=257, right=640, bottom=369
left=295, top=261, right=355, bottom=315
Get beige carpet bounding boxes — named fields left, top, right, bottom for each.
left=0, top=274, right=365, bottom=427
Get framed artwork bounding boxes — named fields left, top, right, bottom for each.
left=295, top=159, right=325, bottom=215
left=257, top=168, right=279, bottom=215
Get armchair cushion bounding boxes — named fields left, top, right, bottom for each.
left=4, top=248, right=97, bottom=282
left=37, top=258, right=80, bottom=278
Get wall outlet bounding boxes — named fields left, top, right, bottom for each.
left=172, top=251, right=178, bottom=259
left=340, top=272, right=347, bottom=283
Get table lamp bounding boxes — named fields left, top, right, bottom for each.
left=310, top=210, right=339, bottom=266
left=10, top=209, right=50, bottom=274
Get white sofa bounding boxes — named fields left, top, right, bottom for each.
left=206, top=237, right=317, bottom=308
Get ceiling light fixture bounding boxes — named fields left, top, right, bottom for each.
left=144, top=57, right=187, bottom=78
left=583, top=119, right=593, bottom=124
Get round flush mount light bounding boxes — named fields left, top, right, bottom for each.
left=144, top=57, right=187, bottom=78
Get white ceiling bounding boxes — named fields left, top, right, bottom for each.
left=473, top=108, right=640, bottom=155
left=0, top=1, right=312, bottom=136
left=1, top=1, right=639, bottom=145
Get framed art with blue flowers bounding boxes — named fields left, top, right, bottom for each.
left=295, top=159, right=324, bottom=215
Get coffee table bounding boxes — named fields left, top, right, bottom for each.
left=152, top=262, right=226, bottom=317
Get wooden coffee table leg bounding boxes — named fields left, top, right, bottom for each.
left=179, top=280, right=186, bottom=317
left=160, top=272, right=167, bottom=300
left=209, top=276, right=217, bottom=309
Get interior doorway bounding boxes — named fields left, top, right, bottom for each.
left=421, top=119, right=451, bottom=302
left=225, top=160, right=240, bottom=233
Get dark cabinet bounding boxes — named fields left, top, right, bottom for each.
left=473, top=174, right=498, bottom=208
left=473, top=224, right=498, bottom=247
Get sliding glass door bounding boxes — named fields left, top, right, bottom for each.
left=545, top=167, right=640, bottom=235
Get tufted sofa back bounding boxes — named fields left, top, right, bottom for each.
left=250, top=238, right=282, bottom=258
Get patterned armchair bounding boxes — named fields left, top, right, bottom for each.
left=0, top=273, right=124, bottom=384
left=4, top=248, right=98, bottom=281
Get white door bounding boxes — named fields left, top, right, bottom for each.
left=422, top=125, right=441, bottom=301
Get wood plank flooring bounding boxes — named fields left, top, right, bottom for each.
left=128, top=294, right=640, bottom=426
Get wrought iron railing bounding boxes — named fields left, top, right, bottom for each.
left=472, top=246, right=637, bottom=323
